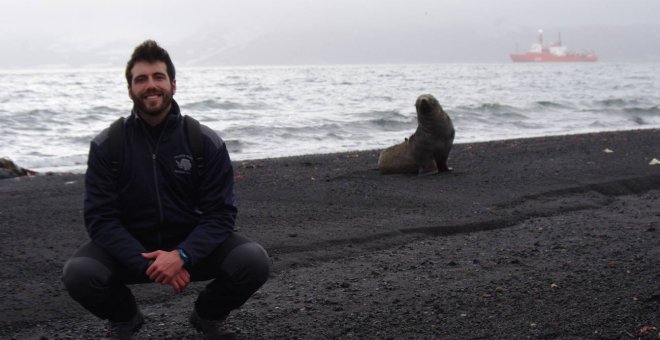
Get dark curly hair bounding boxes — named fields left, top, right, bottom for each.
left=125, top=40, right=176, bottom=87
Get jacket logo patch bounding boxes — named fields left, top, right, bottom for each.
left=174, top=155, right=193, bottom=174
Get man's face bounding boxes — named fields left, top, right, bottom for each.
left=128, top=61, right=176, bottom=117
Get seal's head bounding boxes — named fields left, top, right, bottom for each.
left=415, top=94, right=443, bottom=118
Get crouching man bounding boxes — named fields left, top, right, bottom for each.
left=62, top=40, right=270, bottom=340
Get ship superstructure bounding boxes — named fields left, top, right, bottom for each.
left=510, top=29, right=597, bottom=62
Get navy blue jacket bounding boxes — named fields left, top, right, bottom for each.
left=84, top=100, right=237, bottom=275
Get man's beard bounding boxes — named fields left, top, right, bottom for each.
left=130, top=89, right=173, bottom=116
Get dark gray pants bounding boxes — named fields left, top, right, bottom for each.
left=62, top=233, right=270, bottom=322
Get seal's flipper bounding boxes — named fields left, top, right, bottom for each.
left=437, top=161, right=452, bottom=172
left=418, top=159, right=439, bottom=176
left=434, top=150, right=452, bottom=172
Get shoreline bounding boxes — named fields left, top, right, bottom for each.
left=1, top=128, right=659, bottom=339
left=6, top=127, right=660, bottom=178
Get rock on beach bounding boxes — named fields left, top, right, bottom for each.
left=0, top=157, right=36, bottom=180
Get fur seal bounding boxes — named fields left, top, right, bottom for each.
left=378, top=94, right=455, bottom=175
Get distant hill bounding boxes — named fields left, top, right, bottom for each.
left=1, top=24, right=659, bottom=70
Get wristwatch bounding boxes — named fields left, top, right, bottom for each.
left=178, top=248, right=192, bottom=269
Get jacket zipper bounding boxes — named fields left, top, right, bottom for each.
left=140, top=118, right=169, bottom=248
left=151, top=152, right=164, bottom=247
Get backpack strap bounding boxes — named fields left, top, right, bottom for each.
left=108, top=117, right=125, bottom=178
left=183, top=115, right=204, bottom=178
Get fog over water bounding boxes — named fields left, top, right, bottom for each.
left=2, top=0, right=660, bottom=69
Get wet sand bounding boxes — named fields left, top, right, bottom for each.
left=1, top=128, right=659, bottom=339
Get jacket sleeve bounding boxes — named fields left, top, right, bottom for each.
left=84, top=133, right=150, bottom=275
left=178, top=128, right=237, bottom=265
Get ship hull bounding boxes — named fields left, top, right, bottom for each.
left=510, top=53, right=598, bottom=62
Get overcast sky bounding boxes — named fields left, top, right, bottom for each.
left=2, top=0, right=660, bottom=68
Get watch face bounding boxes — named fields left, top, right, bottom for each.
left=178, top=248, right=189, bottom=260
left=178, top=248, right=191, bottom=268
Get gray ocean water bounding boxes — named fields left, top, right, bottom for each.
left=1, top=63, right=659, bottom=173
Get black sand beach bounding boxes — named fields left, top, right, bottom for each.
left=1, top=129, right=659, bottom=339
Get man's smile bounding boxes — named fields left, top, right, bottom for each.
left=144, top=92, right=162, bottom=101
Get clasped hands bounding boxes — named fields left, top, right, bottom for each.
left=142, top=250, right=190, bottom=293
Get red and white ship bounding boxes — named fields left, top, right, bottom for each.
left=510, top=29, right=597, bottom=62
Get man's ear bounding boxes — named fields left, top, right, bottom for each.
left=172, top=80, right=177, bottom=95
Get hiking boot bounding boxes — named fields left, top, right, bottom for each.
left=190, top=309, right=236, bottom=340
left=103, top=310, right=144, bottom=340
